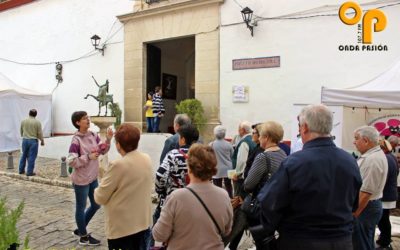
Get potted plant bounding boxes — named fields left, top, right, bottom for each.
left=176, top=99, right=206, bottom=131
left=0, top=197, right=29, bottom=250
left=108, top=102, right=122, bottom=129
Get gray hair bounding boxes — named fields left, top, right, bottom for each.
left=240, top=121, right=252, bottom=134
left=299, top=104, right=333, bottom=135
left=213, top=125, right=226, bottom=140
left=174, top=114, right=191, bottom=127
left=354, top=126, right=379, bottom=145
left=388, top=135, right=399, bottom=145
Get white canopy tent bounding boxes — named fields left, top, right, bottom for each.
left=0, top=72, right=52, bottom=152
left=321, top=60, right=400, bottom=108
left=321, top=60, right=400, bottom=151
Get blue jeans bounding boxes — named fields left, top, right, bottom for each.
left=19, top=138, right=39, bottom=174
left=73, top=179, right=100, bottom=236
left=146, top=117, right=153, bottom=133
left=353, top=199, right=383, bottom=250
left=153, top=116, right=161, bottom=132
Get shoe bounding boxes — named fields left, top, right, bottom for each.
left=79, top=234, right=100, bottom=246
left=19, top=171, right=25, bottom=175
left=26, top=173, right=36, bottom=176
left=72, top=229, right=80, bottom=237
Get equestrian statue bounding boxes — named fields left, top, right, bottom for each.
left=84, top=76, right=114, bottom=116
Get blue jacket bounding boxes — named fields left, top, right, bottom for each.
left=382, top=153, right=398, bottom=202
left=258, top=137, right=362, bottom=240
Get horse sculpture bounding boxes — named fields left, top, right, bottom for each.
left=84, top=76, right=114, bottom=116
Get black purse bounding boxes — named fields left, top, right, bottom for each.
left=241, top=152, right=272, bottom=219
left=186, top=187, right=229, bottom=243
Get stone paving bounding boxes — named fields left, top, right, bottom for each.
left=1, top=152, right=399, bottom=250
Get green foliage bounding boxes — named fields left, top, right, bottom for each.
left=0, top=197, right=28, bottom=250
left=176, top=99, right=207, bottom=131
left=108, top=102, right=122, bottom=129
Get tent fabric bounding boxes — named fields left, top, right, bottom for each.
left=321, top=60, right=400, bottom=108
left=0, top=72, right=52, bottom=152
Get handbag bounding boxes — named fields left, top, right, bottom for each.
left=241, top=152, right=272, bottom=219
left=186, top=187, right=229, bottom=243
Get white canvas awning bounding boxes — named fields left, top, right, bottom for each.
left=0, top=72, right=52, bottom=152
left=321, top=60, right=400, bottom=108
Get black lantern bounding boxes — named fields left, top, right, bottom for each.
left=91, top=34, right=106, bottom=56
left=241, top=7, right=254, bottom=36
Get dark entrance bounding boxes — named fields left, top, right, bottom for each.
left=146, top=36, right=195, bottom=133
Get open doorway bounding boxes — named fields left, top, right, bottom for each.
left=146, top=36, right=195, bottom=133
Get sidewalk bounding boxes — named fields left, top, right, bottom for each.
left=1, top=152, right=400, bottom=249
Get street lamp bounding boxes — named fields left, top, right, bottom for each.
left=241, top=7, right=254, bottom=37
left=91, top=34, right=106, bottom=56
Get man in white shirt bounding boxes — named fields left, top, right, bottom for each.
left=353, top=126, right=388, bottom=250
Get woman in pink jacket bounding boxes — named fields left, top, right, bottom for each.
left=67, top=111, right=113, bottom=246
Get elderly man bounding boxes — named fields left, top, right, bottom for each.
left=258, top=104, right=362, bottom=250
left=232, top=121, right=256, bottom=197
left=159, top=113, right=191, bottom=163
left=18, top=109, right=45, bottom=176
left=353, top=126, right=388, bottom=250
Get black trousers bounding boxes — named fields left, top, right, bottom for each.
left=108, top=229, right=147, bottom=250
left=278, top=235, right=353, bottom=250
left=377, top=208, right=392, bottom=247
left=213, top=178, right=233, bottom=198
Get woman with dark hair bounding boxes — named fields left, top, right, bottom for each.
left=95, top=123, right=153, bottom=250
left=153, top=144, right=233, bottom=250
left=67, top=111, right=113, bottom=246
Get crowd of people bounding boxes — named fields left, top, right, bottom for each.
left=18, top=103, right=400, bottom=250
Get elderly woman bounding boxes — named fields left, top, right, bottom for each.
left=210, top=125, right=234, bottom=198
left=243, top=121, right=287, bottom=249
left=153, top=144, right=233, bottom=250
left=94, top=123, right=153, bottom=250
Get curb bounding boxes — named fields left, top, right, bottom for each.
left=0, top=171, right=160, bottom=203
left=0, top=171, right=72, bottom=188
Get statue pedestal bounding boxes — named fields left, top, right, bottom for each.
left=90, top=116, right=116, bottom=180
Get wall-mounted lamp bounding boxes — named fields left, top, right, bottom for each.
left=91, top=34, right=106, bottom=56
left=241, top=7, right=254, bottom=36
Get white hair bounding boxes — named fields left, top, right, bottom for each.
left=213, top=125, right=226, bottom=140
left=354, top=126, right=379, bottom=145
left=388, top=135, right=399, bottom=145
left=299, top=104, right=333, bottom=135
left=239, top=121, right=252, bottom=134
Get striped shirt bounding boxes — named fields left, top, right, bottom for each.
left=152, top=93, right=165, bottom=116
left=244, top=149, right=287, bottom=193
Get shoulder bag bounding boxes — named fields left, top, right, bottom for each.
left=241, top=152, right=271, bottom=220
left=186, top=187, right=229, bottom=243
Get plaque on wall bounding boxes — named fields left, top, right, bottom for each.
left=162, top=73, right=177, bottom=100
left=232, top=56, right=280, bottom=70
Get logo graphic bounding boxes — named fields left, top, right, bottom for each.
left=369, top=114, right=400, bottom=137
left=339, top=1, right=386, bottom=44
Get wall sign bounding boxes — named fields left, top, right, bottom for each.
left=232, top=56, right=280, bottom=70
left=232, top=85, right=249, bottom=103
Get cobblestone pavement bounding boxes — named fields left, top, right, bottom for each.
left=2, top=152, right=399, bottom=250
left=0, top=175, right=106, bottom=250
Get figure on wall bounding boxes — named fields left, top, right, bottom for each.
left=84, top=76, right=114, bottom=116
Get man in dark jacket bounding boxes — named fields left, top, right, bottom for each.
left=258, top=104, right=362, bottom=250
